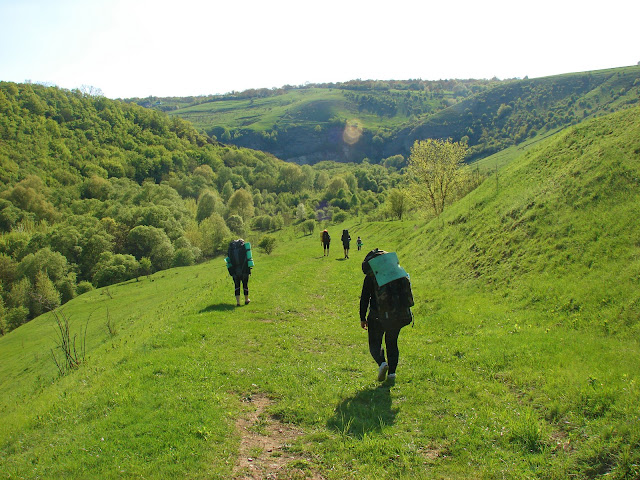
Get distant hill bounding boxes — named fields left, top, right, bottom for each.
left=137, top=66, right=640, bottom=164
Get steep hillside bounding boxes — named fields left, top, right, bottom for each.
left=160, top=66, right=640, bottom=164
left=1, top=108, right=638, bottom=479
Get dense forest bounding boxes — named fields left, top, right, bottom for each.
left=0, top=82, right=409, bottom=334
left=139, top=66, right=640, bottom=164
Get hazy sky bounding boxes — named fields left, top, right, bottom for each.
left=1, top=0, right=638, bottom=99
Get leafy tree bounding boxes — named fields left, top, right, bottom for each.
left=301, top=219, right=316, bottom=236
left=221, top=181, right=234, bottom=202
left=196, top=190, right=218, bottom=223
left=387, top=188, right=410, bottom=220
left=172, top=248, right=195, bottom=267
left=17, top=248, right=69, bottom=284
left=31, top=271, right=60, bottom=317
left=126, top=225, right=174, bottom=271
left=408, top=138, right=467, bottom=216
left=325, top=177, right=350, bottom=200
left=296, top=203, right=307, bottom=222
left=92, top=252, right=140, bottom=287
left=226, top=214, right=245, bottom=236
left=198, top=213, right=230, bottom=257
left=227, top=188, right=254, bottom=220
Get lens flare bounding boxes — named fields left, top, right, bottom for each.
left=342, top=119, right=363, bottom=145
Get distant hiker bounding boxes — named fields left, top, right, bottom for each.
left=360, top=248, right=414, bottom=383
left=356, top=236, right=363, bottom=251
left=321, top=229, right=331, bottom=256
left=341, top=229, right=351, bottom=259
left=226, top=239, right=254, bottom=306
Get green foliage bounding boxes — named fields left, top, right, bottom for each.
left=126, top=226, right=174, bottom=272
left=301, top=219, right=316, bottom=236
left=258, top=235, right=276, bottom=255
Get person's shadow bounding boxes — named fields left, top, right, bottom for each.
left=199, top=303, right=236, bottom=313
left=327, top=384, right=398, bottom=438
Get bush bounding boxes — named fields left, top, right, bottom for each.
left=76, top=281, right=94, bottom=295
left=226, top=214, right=245, bottom=236
left=6, top=306, right=29, bottom=332
left=172, top=247, right=195, bottom=267
left=258, top=235, right=277, bottom=255
left=333, top=211, right=348, bottom=223
left=301, top=219, right=316, bottom=236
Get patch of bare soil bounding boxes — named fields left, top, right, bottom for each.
left=233, top=394, right=324, bottom=480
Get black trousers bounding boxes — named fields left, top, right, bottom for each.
left=367, top=316, right=400, bottom=374
left=233, top=274, right=249, bottom=296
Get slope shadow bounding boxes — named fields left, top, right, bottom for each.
left=200, top=303, right=237, bottom=313
left=327, top=384, right=398, bottom=439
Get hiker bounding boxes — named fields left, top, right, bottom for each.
left=360, top=249, right=414, bottom=383
left=341, top=229, right=351, bottom=259
left=226, top=239, right=253, bottom=306
left=321, top=229, right=331, bottom=256
left=356, top=236, right=363, bottom=251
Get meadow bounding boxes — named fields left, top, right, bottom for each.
left=1, top=107, right=639, bottom=479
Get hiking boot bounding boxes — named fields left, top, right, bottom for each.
left=377, top=362, right=389, bottom=382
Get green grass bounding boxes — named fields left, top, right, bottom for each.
left=2, top=108, right=640, bottom=479
left=169, top=88, right=416, bottom=133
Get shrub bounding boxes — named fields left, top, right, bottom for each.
left=76, top=281, right=94, bottom=295
left=258, top=235, right=277, bottom=255
left=172, top=247, right=195, bottom=267
left=333, top=211, right=348, bottom=223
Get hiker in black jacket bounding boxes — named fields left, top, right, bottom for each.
left=321, top=229, right=331, bottom=256
left=359, top=272, right=401, bottom=382
left=341, top=229, right=351, bottom=259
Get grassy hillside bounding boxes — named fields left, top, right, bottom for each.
left=1, top=108, right=639, bottom=479
left=158, top=66, right=640, bottom=164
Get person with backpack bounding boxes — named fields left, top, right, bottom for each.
left=321, top=229, right=331, bottom=256
left=356, top=236, right=363, bottom=251
left=226, top=239, right=253, bottom=306
left=341, top=229, right=351, bottom=259
left=360, top=248, right=414, bottom=383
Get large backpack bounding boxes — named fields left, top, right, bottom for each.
left=322, top=230, right=330, bottom=243
left=227, top=239, right=248, bottom=277
left=362, top=249, right=414, bottom=329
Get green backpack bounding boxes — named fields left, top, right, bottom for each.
left=362, top=249, right=414, bottom=329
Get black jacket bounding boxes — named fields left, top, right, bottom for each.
left=359, top=274, right=378, bottom=322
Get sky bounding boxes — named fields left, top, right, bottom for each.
left=1, top=0, right=638, bottom=99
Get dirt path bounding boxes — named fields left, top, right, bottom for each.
left=233, top=394, right=324, bottom=480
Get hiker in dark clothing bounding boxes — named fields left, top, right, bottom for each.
left=341, top=229, right=351, bottom=259
left=227, top=239, right=252, bottom=306
left=357, top=236, right=363, bottom=251
left=321, top=229, right=331, bottom=256
left=360, top=269, right=401, bottom=382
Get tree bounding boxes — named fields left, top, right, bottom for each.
left=408, top=138, right=467, bottom=216
left=227, top=188, right=254, bottom=220
left=301, top=219, right=315, bottom=236
left=126, top=225, right=174, bottom=271
left=198, top=213, right=230, bottom=257
left=387, top=188, right=410, bottom=220
left=196, top=190, right=217, bottom=223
